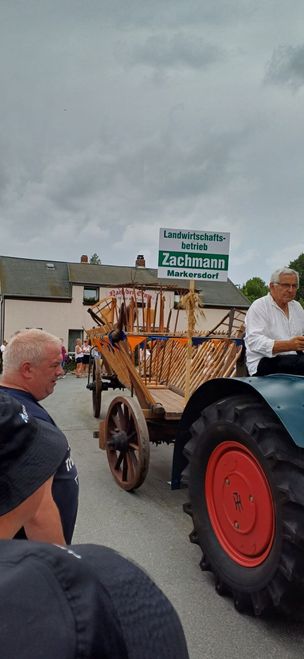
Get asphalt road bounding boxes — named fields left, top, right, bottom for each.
left=44, top=375, right=304, bottom=659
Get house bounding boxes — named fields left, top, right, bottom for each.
left=0, top=254, right=249, bottom=350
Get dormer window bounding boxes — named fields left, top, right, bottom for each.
left=83, top=286, right=99, bottom=305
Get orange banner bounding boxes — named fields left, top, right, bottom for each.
left=171, top=337, right=188, bottom=345
left=127, top=336, right=145, bottom=352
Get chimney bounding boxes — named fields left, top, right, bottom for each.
left=135, top=254, right=145, bottom=268
left=81, top=255, right=88, bottom=263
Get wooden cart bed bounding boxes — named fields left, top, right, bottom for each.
left=146, top=386, right=185, bottom=419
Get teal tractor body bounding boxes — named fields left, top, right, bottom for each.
left=173, top=374, right=304, bottom=617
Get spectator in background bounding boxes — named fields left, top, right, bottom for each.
left=82, top=338, right=91, bottom=376
left=60, top=338, right=67, bottom=367
left=0, top=329, right=79, bottom=544
left=0, top=340, right=7, bottom=374
left=0, top=339, right=7, bottom=354
left=59, top=338, right=67, bottom=378
left=74, top=338, right=84, bottom=377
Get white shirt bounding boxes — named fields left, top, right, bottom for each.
left=245, top=293, right=304, bottom=375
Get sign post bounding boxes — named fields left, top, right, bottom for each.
left=184, top=279, right=195, bottom=402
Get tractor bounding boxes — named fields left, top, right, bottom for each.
left=172, top=373, right=304, bottom=617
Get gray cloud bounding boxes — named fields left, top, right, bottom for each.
left=40, top=126, right=243, bottom=218
left=1, top=1, right=304, bottom=285
left=265, top=44, right=304, bottom=89
left=129, top=33, right=223, bottom=71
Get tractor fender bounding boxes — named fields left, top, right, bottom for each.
left=171, top=374, right=304, bottom=489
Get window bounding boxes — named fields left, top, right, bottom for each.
left=83, top=286, right=99, bottom=305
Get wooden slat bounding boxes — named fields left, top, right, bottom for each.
left=147, top=333, right=244, bottom=398
left=148, top=387, right=185, bottom=417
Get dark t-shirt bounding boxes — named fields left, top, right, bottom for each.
left=0, top=386, right=79, bottom=544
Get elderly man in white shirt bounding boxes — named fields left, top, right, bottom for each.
left=245, top=267, right=304, bottom=376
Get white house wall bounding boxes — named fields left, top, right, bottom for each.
left=4, top=299, right=72, bottom=346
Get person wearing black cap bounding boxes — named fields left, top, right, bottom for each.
left=0, top=391, right=67, bottom=543
left=0, top=328, right=79, bottom=543
left=0, top=539, right=190, bottom=658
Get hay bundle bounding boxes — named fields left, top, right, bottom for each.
left=178, top=290, right=205, bottom=335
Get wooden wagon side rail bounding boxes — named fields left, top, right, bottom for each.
left=191, top=340, right=241, bottom=391
left=141, top=338, right=191, bottom=388
left=87, top=301, right=245, bottom=419
left=147, top=336, right=243, bottom=398
left=91, top=335, right=158, bottom=410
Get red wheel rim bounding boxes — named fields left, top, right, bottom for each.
left=205, top=441, right=275, bottom=567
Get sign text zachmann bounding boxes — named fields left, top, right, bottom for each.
left=158, top=227, right=230, bottom=282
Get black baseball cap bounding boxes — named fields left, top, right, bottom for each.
left=0, top=540, right=189, bottom=659
left=0, top=392, right=67, bottom=515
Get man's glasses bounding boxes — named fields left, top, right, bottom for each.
left=277, top=283, right=298, bottom=289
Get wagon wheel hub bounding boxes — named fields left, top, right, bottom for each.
left=108, top=429, right=129, bottom=452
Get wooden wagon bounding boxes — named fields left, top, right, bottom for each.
left=86, top=293, right=245, bottom=491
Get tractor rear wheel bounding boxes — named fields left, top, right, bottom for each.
left=184, top=394, right=304, bottom=616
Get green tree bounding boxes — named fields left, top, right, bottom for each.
left=90, top=253, right=101, bottom=265
left=289, top=254, right=304, bottom=305
left=241, top=277, right=268, bottom=303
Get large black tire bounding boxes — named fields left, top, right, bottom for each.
left=184, top=394, right=304, bottom=616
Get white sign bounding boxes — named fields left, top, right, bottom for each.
left=158, top=227, right=230, bottom=281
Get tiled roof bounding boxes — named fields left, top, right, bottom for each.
left=0, top=256, right=249, bottom=308
left=68, top=263, right=165, bottom=287
left=0, top=256, right=71, bottom=299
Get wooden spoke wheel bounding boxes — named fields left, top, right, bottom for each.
left=105, top=396, right=150, bottom=491
left=92, top=357, right=102, bottom=418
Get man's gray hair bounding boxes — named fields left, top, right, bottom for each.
left=270, top=267, right=299, bottom=286
left=3, top=329, right=61, bottom=374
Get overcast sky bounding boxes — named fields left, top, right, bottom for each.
left=1, top=1, right=304, bottom=286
